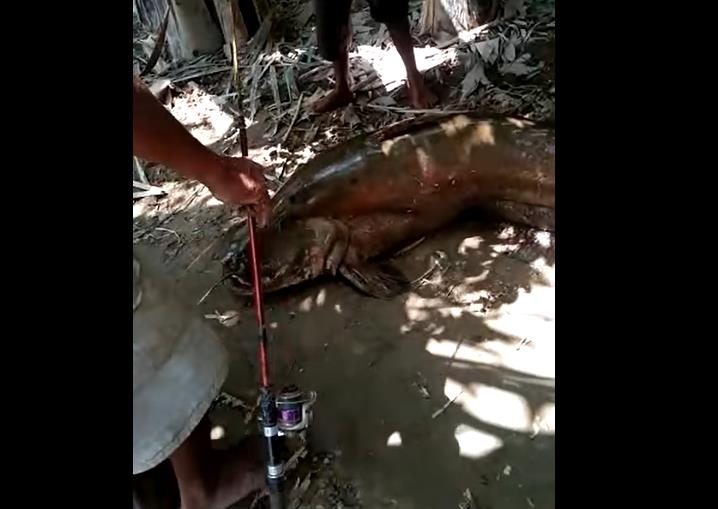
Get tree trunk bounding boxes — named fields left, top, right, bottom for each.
left=419, top=0, right=498, bottom=38
left=134, top=0, right=222, bottom=62
left=170, top=0, right=223, bottom=58
left=212, top=0, right=274, bottom=60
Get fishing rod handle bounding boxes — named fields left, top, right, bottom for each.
left=268, top=489, right=284, bottom=509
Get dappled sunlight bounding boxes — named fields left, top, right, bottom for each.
left=298, top=296, right=313, bottom=312
left=427, top=338, right=500, bottom=366
left=169, top=88, right=234, bottom=146
left=405, top=294, right=450, bottom=321
left=316, top=288, right=327, bottom=307
left=427, top=334, right=553, bottom=380
left=529, top=256, right=555, bottom=286
left=405, top=224, right=556, bottom=379
left=454, top=424, right=503, bottom=459
left=386, top=431, right=402, bottom=447
left=133, top=181, right=213, bottom=220
left=458, top=236, right=485, bottom=255
left=484, top=284, right=554, bottom=324
left=210, top=425, right=225, bottom=441
left=352, top=44, right=457, bottom=93
left=445, top=378, right=533, bottom=433
left=243, top=144, right=318, bottom=178
left=297, top=288, right=329, bottom=313
left=533, top=402, right=555, bottom=436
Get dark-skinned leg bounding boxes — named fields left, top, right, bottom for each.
left=312, top=0, right=354, bottom=113
left=169, top=416, right=265, bottom=509
left=370, top=0, right=437, bottom=108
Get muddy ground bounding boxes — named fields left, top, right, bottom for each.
left=133, top=1, right=555, bottom=507
left=134, top=195, right=555, bottom=509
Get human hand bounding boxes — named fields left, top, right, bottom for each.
left=203, top=156, right=271, bottom=227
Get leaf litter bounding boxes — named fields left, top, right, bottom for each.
left=133, top=0, right=554, bottom=193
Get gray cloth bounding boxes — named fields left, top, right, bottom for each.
left=133, top=252, right=228, bottom=474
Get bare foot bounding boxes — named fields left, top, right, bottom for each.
left=407, top=75, right=438, bottom=109
left=311, top=85, right=354, bottom=114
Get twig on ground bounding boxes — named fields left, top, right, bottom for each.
left=134, top=158, right=149, bottom=185
left=281, top=92, right=305, bottom=145
left=196, top=274, right=233, bottom=305
left=133, top=188, right=166, bottom=199
left=298, top=62, right=331, bottom=81
left=155, top=227, right=180, bottom=243
left=431, top=390, right=463, bottom=419
left=185, top=237, right=221, bottom=272
left=363, top=104, right=473, bottom=115
left=172, top=66, right=232, bottom=83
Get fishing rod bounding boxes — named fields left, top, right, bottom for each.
left=228, top=5, right=315, bottom=508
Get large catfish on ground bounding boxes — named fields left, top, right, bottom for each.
left=223, top=115, right=555, bottom=299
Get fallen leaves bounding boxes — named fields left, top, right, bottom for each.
left=461, top=57, right=490, bottom=99
left=499, top=53, right=543, bottom=76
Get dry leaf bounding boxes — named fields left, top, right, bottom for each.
left=297, top=2, right=314, bottom=27
left=351, top=10, right=371, bottom=27
left=371, top=95, right=397, bottom=106
left=284, top=66, right=299, bottom=100
left=341, top=106, right=361, bottom=128
left=372, top=25, right=388, bottom=46
left=500, top=61, right=541, bottom=76
left=461, top=59, right=490, bottom=99
left=503, top=42, right=516, bottom=62
left=474, top=38, right=500, bottom=65
left=491, top=90, right=514, bottom=107
left=304, top=124, right=319, bottom=144
left=499, top=54, right=542, bottom=76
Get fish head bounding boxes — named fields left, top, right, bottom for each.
left=223, top=218, right=349, bottom=295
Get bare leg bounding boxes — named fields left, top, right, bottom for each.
left=312, top=28, right=354, bottom=113
left=170, top=417, right=265, bottom=509
left=312, top=0, right=354, bottom=113
left=385, top=18, right=437, bottom=109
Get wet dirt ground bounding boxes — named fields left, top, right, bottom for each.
left=134, top=195, right=555, bottom=508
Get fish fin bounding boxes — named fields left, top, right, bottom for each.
left=339, top=262, right=410, bottom=299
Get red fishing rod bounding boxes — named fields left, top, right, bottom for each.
left=246, top=208, right=285, bottom=509
left=229, top=7, right=284, bottom=508
left=237, top=87, right=285, bottom=509
left=229, top=9, right=317, bottom=508
left=244, top=134, right=286, bottom=509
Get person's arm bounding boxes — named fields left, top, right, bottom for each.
left=133, top=76, right=270, bottom=225
left=133, top=75, right=221, bottom=181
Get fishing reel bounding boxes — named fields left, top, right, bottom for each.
left=255, top=385, right=317, bottom=508
left=275, top=385, right=317, bottom=435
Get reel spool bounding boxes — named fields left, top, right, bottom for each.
left=276, top=385, right=317, bottom=434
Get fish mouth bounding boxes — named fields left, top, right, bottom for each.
left=223, top=255, right=308, bottom=296
left=221, top=218, right=343, bottom=295
left=221, top=248, right=253, bottom=295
